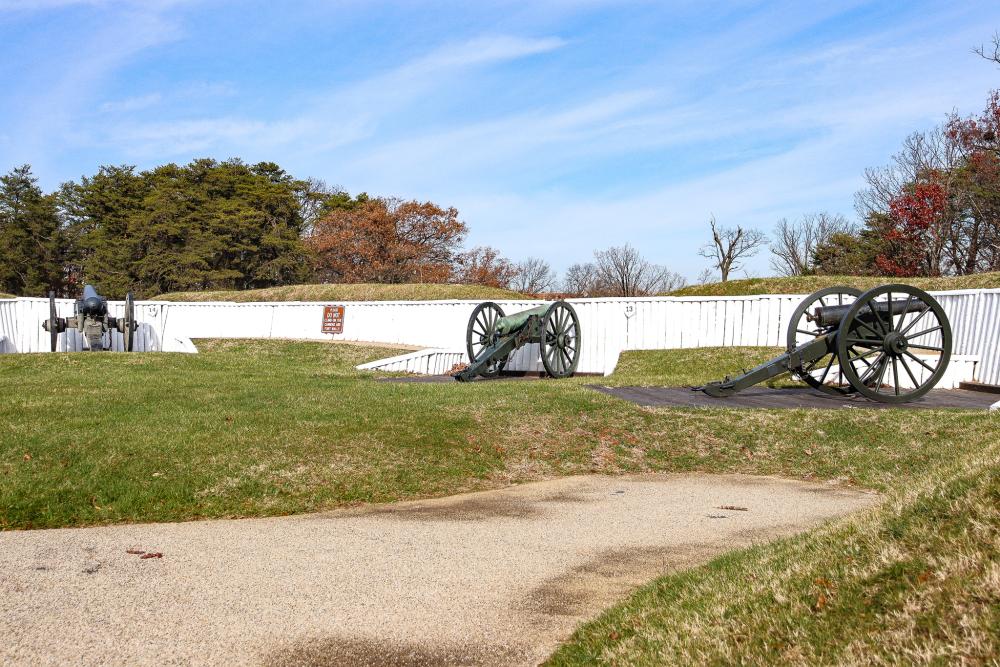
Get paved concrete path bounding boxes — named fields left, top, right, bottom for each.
left=0, top=474, right=876, bottom=666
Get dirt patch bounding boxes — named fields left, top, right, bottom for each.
left=366, top=494, right=540, bottom=521
left=267, top=637, right=528, bottom=667
left=363, top=487, right=595, bottom=522
left=522, top=544, right=717, bottom=618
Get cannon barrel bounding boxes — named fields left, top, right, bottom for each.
left=494, top=304, right=548, bottom=336
left=78, top=284, right=107, bottom=317
left=808, top=298, right=927, bottom=328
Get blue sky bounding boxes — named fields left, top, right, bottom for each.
left=2, top=0, right=999, bottom=280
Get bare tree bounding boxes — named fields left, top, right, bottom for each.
left=770, top=213, right=855, bottom=276
left=974, top=32, right=1000, bottom=65
left=697, top=216, right=767, bottom=282
left=562, top=262, right=599, bottom=296
left=296, top=177, right=346, bottom=236
left=593, top=244, right=685, bottom=296
left=510, top=257, right=555, bottom=294
left=854, top=128, right=960, bottom=220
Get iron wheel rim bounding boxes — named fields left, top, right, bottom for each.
left=540, top=301, right=580, bottom=379
left=124, top=292, right=136, bottom=352
left=835, top=284, right=952, bottom=403
left=787, top=286, right=863, bottom=396
left=48, top=291, right=58, bottom=352
left=466, top=302, right=507, bottom=377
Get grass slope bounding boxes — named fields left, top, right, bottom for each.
left=666, top=272, right=1000, bottom=297
left=2, top=342, right=997, bottom=531
left=4, top=341, right=998, bottom=662
left=154, top=283, right=528, bottom=302
left=547, top=439, right=1000, bottom=665
left=0, top=293, right=13, bottom=299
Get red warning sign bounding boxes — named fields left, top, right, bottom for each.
left=321, top=305, right=345, bottom=334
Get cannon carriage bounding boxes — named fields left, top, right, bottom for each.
left=700, top=284, right=952, bottom=403
left=42, top=285, right=138, bottom=352
left=455, top=300, right=580, bottom=382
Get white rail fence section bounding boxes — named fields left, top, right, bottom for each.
left=0, top=298, right=197, bottom=354
left=2, top=289, right=998, bottom=383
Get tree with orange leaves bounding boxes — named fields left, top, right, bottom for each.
left=453, top=245, right=517, bottom=289
left=308, top=197, right=467, bottom=283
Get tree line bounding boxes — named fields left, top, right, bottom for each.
left=0, top=158, right=686, bottom=299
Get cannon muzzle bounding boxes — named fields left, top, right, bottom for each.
left=78, top=284, right=108, bottom=317
left=808, top=298, right=927, bottom=328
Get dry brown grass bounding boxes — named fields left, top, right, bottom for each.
left=666, top=273, right=1000, bottom=297
left=155, top=283, right=530, bottom=302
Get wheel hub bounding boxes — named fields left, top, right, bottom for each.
left=883, top=331, right=908, bottom=356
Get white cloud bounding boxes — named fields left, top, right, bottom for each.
left=100, top=93, right=162, bottom=113
left=98, top=33, right=568, bottom=159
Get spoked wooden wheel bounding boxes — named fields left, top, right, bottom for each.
left=466, top=302, right=507, bottom=378
left=836, top=284, right=952, bottom=403
left=48, top=291, right=59, bottom=352
left=787, top=286, right=862, bottom=395
left=123, top=292, right=136, bottom=352
left=540, top=301, right=580, bottom=379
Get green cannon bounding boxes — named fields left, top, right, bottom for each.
left=698, top=284, right=953, bottom=403
left=42, top=285, right=138, bottom=352
left=454, top=301, right=581, bottom=382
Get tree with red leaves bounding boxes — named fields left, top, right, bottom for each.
left=877, top=179, right=949, bottom=276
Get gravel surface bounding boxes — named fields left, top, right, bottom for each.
left=0, top=474, right=876, bottom=666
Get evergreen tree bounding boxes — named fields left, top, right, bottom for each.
left=59, top=165, right=147, bottom=297
left=0, top=165, right=66, bottom=296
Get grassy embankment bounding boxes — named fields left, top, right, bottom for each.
left=155, top=282, right=529, bottom=302
left=2, top=340, right=997, bottom=662
left=548, top=435, right=1000, bottom=665
left=666, top=272, right=1000, bottom=297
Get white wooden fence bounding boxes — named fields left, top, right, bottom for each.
left=0, top=298, right=196, bottom=354
left=2, top=289, right=999, bottom=384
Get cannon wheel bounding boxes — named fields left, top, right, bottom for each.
left=540, top=301, right=580, bottom=379
left=48, top=291, right=59, bottom=352
left=787, top=286, right=863, bottom=395
left=836, top=284, right=952, bottom=403
left=123, top=292, right=136, bottom=352
left=466, top=302, right=507, bottom=378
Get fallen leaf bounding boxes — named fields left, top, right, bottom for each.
left=139, top=552, right=163, bottom=559
left=814, top=593, right=827, bottom=611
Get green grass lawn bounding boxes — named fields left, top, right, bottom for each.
left=666, top=272, right=1000, bottom=297
left=2, top=340, right=998, bottom=662
left=154, top=282, right=529, bottom=302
